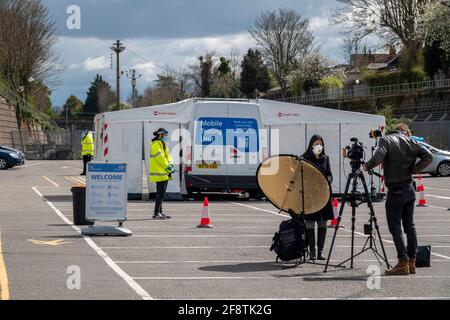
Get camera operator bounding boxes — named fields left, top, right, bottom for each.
left=364, top=123, right=433, bottom=276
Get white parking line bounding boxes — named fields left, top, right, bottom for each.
left=133, top=235, right=274, bottom=238
left=62, top=166, right=82, bottom=170
left=235, top=202, right=450, bottom=262
left=427, top=194, right=450, bottom=200
left=427, top=187, right=450, bottom=192
left=130, top=226, right=277, bottom=229
left=32, top=187, right=153, bottom=300
left=131, top=234, right=437, bottom=238
left=116, top=259, right=450, bottom=264
left=431, top=253, right=450, bottom=261
left=231, top=202, right=290, bottom=217
left=21, top=163, right=44, bottom=168
left=100, top=245, right=450, bottom=250
left=101, top=246, right=268, bottom=250
left=132, top=275, right=450, bottom=280
left=343, top=229, right=450, bottom=261
left=428, top=206, right=450, bottom=210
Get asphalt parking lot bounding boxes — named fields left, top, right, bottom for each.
left=1, top=161, right=450, bottom=300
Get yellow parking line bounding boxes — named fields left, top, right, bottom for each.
left=65, top=177, right=85, bottom=186
left=43, top=176, right=59, bottom=187
left=64, top=177, right=76, bottom=184
left=73, top=177, right=86, bottom=184
left=0, top=229, right=10, bottom=300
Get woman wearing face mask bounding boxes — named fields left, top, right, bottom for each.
left=302, top=135, right=334, bottom=260
left=150, top=128, right=174, bottom=220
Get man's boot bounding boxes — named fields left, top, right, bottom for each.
left=409, top=258, right=416, bottom=275
left=385, top=259, right=410, bottom=276
left=317, top=228, right=327, bottom=260
left=306, top=229, right=316, bottom=260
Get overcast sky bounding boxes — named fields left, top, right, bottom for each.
left=42, top=0, right=345, bottom=106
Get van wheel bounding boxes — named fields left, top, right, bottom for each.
left=249, top=191, right=264, bottom=200
left=438, top=162, right=450, bottom=177
left=0, top=158, right=8, bottom=170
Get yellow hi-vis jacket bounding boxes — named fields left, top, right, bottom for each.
left=81, top=133, right=95, bottom=156
left=150, top=140, right=174, bottom=183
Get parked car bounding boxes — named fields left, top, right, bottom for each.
left=0, top=145, right=25, bottom=170
left=418, top=142, right=450, bottom=177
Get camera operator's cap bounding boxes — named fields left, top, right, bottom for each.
left=154, top=128, right=168, bottom=136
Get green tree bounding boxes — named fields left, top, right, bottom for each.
left=217, top=57, right=231, bottom=76
left=420, top=2, right=450, bottom=77
left=319, top=76, right=344, bottom=89
left=62, top=95, right=83, bottom=117
left=377, top=105, right=411, bottom=133
left=240, top=49, right=271, bottom=98
left=199, top=55, right=214, bottom=97
left=28, top=81, right=52, bottom=114
left=84, top=75, right=115, bottom=114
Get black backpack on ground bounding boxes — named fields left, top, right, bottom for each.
left=270, top=218, right=307, bottom=264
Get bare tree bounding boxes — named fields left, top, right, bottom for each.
left=249, top=8, right=315, bottom=98
left=0, top=0, right=59, bottom=101
left=340, top=35, right=365, bottom=65
left=331, top=0, right=436, bottom=56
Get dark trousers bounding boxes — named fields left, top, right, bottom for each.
left=385, top=181, right=418, bottom=260
left=82, top=155, right=92, bottom=174
left=154, top=180, right=169, bottom=215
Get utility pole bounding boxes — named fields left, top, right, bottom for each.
left=125, top=69, right=142, bottom=108
left=111, top=40, right=126, bottom=109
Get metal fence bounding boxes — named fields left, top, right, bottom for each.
left=11, top=126, right=83, bottom=160
left=411, top=121, right=450, bottom=150
left=282, top=79, right=450, bottom=105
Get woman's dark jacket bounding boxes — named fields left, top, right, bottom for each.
left=303, top=152, right=334, bottom=222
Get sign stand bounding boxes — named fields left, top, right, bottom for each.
left=81, top=163, right=132, bottom=237
left=81, top=223, right=132, bottom=237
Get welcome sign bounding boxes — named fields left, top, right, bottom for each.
left=86, top=163, right=128, bottom=222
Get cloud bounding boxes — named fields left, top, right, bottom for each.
left=44, top=0, right=333, bottom=40
left=44, top=0, right=352, bottom=106
left=133, top=62, right=158, bottom=81
left=82, top=56, right=109, bottom=71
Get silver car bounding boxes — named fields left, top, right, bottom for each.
left=419, top=142, right=450, bottom=177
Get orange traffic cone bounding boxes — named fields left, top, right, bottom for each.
left=417, top=185, right=427, bottom=207
left=328, top=198, right=343, bottom=229
left=416, top=175, right=424, bottom=192
left=198, top=197, right=213, bottom=228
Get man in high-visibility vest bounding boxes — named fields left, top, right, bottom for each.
left=150, top=128, right=174, bottom=220
left=81, top=131, right=95, bottom=176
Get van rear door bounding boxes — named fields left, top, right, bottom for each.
left=226, top=102, right=262, bottom=190
left=190, top=102, right=228, bottom=189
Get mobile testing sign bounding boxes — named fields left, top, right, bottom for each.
left=86, top=163, right=128, bottom=221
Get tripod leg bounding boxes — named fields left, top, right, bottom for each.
left=351, top=204, right=356, bottom=269
left=360, top=173, right=391, bottom=269
left=324, top=174, right=353, bottom=273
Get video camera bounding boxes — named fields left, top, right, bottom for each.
left=343, top=138, right=365, bottom=171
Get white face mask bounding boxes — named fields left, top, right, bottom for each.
left=313, top=145, right=324, bottom=156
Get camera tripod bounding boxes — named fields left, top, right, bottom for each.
left=324, top=166, right=391, bottom=273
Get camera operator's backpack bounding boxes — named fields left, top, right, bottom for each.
left=270, top=218, right=307, bottom=264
